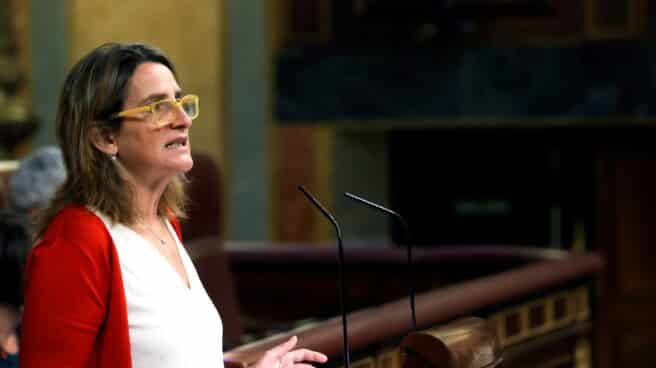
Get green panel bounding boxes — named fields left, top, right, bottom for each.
left=31, top=0, right=68, bottom=147
left=226, top=0, right=270, bottom=241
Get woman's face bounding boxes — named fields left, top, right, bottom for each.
left=113, top=62, right=193, bottom=185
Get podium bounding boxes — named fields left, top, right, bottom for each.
left=219, top=250, right=602, bottom=368
left=401, top=317, right=501, bottom=368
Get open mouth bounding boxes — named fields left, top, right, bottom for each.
left=165, top=137, right=188, bottom=149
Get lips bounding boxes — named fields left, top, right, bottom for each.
left=164, top=136, right=188, bottom=149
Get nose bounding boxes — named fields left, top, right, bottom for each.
left=170, top=105, right=193, bottom=129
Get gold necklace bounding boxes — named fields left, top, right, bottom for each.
left=141, top=218, right=167, bottom=246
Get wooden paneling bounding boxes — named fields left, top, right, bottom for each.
left=613, top=158, right=656, bottom=294
left=596, top=152, right=656, bottom=368
left=618, top=327, right=656, bottom=367
left=275, top=126, right=319, bottom=242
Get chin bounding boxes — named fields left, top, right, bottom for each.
left=178, top=157, right=194, bottom=173
left=162, top=152, right=194, bottom=174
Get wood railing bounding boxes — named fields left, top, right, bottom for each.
left=220, top=244, right=576, bottom=324
left=220, top=251, right=603, bottom=368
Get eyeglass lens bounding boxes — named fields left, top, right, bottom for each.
left=154, top=97, right=198, bottom=122
left=181, top=98, right=198, bottom=119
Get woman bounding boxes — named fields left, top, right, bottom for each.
left=19, top=42, right=327, bottom=368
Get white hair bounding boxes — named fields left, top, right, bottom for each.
left=7, top=146, right=66, bottom=213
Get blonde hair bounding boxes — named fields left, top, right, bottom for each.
left=37, top=42, right=187, bottom=237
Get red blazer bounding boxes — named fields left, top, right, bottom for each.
left=19, top=205, right=182, bottom=368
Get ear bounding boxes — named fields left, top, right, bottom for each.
left=89, top=124, right=118, bottom=156
left=0, top=306, right=18, bottom=356
left=0, top=330, right=18, bottom=356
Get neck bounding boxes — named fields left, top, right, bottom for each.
left=127, top=176, right=170, bottom=224
left=113, top=160, right=174, bottom=224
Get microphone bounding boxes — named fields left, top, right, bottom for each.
left=344, top=192, right=417, bottom=332
left=298, top=185, right=351, bottom=368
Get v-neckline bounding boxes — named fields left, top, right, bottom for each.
left=122, top=219, right=192, bottom=291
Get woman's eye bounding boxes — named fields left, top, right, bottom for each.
left=154, top=101, right=173, bottom=113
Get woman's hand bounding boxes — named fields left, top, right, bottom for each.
left=255, top=336, right=328, bottom=368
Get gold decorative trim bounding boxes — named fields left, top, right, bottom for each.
left=575, top=338, right=592, bottom=368
left=575, top=287, right=590, bottom=322
left=571, top=218, right=587, bottom=252
left=332, top=287, right=591, bottom=368
left=490, top=287, right=589, bottom=348
left=376, top=349, right=400, bottom=368
left=584, top=0, right=647, bottom=39
left=337, top=349, right=401, bottom=368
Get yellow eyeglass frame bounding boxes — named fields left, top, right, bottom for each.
left=113, top=94, right=200, bottom=123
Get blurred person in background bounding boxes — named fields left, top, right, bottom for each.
left=0, top=145, right=66, bottom=367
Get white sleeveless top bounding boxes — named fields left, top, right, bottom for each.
left=95, top=212, right=224, bottom=368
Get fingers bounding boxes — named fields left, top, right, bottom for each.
left=259, top=337, right=297, bottom=368
left=282, top=348, right=328, bottom=365
left=260, top=336, right=328, bottom=368
left=268, top=336, right=298, bottom=357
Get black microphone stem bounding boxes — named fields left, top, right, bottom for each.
left=298, top=186, right=350, bottom=368
left=344, top=192, right=417, bottom=332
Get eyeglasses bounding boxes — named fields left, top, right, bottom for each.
left=113, top=94, right=199, bottom=126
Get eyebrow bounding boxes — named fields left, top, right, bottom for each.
left=137, top=90, right=184, bottom=106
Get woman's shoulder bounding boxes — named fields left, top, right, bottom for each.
left=46, top=205, right=106, bottom=234
left=36, top=205, right=113, bottom=256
